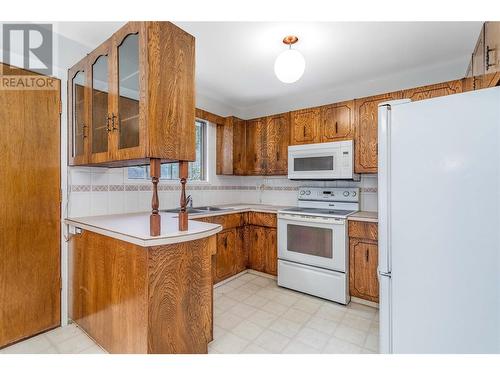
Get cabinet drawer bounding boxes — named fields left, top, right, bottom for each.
left=348, top=220, right=378, bottom=241
left=247, top=212, right=277, bottom=228
left=195, top=213, right=245, bottom=230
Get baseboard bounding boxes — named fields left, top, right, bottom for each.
left=213, top=270, right=249, bottom=288
left=246, top=269, right=277, bottom=280
left=213, top=269, right=277, bottom=289
left=351, top=296, right=379, bottom=309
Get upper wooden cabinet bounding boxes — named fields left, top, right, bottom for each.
left=320, top=100, right=354, bottom=142
left=216, top=116, right=236, bottom=175
left=68, top=22, right=195, bottom=167
left=265, top=113, right=290, bottom=175
left=485, top=21, right=500, bottom=74
left=246, top=117, right=267, bottom=175
left=290, top=107, right=321, bottom=145
left=354, top=91, right=402, bottom=173
left=473, top=25, right=486, bottom=78
left=402, top=80, right=463, bottom=101
left=232, top=117, right=247, bottom=175
left=216, top=113, right=289, bottom=176
left=469, top=22, right=500, bottom=90
left=68, top=60, right=89, bottom=166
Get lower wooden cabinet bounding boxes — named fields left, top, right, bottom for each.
left=213, top=227, right=246, bottom=284
left=348, top=220, right=379, bottom=303
left=195, top=212, right=277, bottom=283
left=247, top=225, right=277, bottom=276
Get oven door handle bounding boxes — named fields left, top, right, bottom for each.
left=278, top=215, right=345, bottom=225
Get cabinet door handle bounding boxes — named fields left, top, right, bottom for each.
left=82, top=124, right=88, bottom=138
left=111, top=113, right=119, bottom=131
left=276, top=151, right=279, bottom=161
left=335, top=121, right=338, bottom=133
left=303, top=126, right=306, bottom=137
left=365, top=249, right=369, bottom=262
left=486, top=45, right=496, bottom=70
left=106, top=114, right=112, bottom=132
left=224, top=237, right=227, bottom=248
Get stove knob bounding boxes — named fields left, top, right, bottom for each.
left=299, top=190, right=305, bottom=195
left=343, top=191, right=349, bottom=197
left=352, top=191, right=357, bottom=197
left=305, top=190, right=311, bottom=195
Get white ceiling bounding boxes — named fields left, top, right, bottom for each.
left=54, top=22, right=483, bottom=119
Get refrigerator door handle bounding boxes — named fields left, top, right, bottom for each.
left=379, top=271, right=391, bottom=278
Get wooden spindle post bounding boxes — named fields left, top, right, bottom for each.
left=150, top=158, right=161, bottom=236
left=178, top=161, right=189, bottom=231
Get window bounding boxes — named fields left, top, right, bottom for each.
left=127, top=120, right=206, bottom=181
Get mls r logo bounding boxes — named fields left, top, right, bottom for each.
left=2, top=24, right=53, bottom=75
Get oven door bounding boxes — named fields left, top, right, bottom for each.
left=278, top=214, right=347, bottom=272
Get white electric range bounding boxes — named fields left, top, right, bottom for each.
left=277, top=187, right=359, bottom=304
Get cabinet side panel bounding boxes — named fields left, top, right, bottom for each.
left=69, top=231, right=149, bottom=353
left=147, top=22, right=196, bottom=161
left=147, top=236, right=215, bottom=353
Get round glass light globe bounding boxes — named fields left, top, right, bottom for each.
left=274, top=49, right=305, bottom=83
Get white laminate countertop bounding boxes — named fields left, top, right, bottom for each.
left=65, top=212, right=223, bottom=247
left=347, top=211, right=378, bottom=223
left=187, top=203, right=293, bottom=217
left=64, top=204, right=291, bottom=247
left=65, top=204, right=376, bottom=247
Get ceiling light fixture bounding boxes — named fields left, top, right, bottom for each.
left=274, top=35, right=305, bottom=84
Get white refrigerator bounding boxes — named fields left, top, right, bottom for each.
left=378, top=86, right=500, bottom=353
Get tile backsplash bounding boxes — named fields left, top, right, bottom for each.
left=67, top=168, right=377, bottom=217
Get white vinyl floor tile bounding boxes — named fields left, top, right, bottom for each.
left=209, top=273, right=379, bottom=354
left=1, top=273, right=378, bottom=354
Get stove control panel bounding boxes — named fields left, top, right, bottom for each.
left=298, top=187, right=359, bottom=202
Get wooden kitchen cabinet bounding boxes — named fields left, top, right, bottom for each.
left=473, top=25, right=486, bottom=78
left=265, top=228, right=278, bottom=276
left=485, top=21, right=500, bottom=74
left=320, top=100, right=355, bottom=142
left=349, top=221, right=379, bottom=303
left=244, top=226, right=277, bottom=276
left=465, top=22, right=500, bottom=90
left=68, top=60, right=89, bottom=165
left=290, top=107, right=321, bottom=145
left=246, top=117, right=267, bottom=175
left=194, top=213, right=248, bottom=283
left=247, top=225, right=267, bottom=273
left=68, top=21, right=195, bottom=167
left=216, top=116, right=236, bottom=175
left=195, top=212, right=278, bottom=280
left=213, top=227, right=247, bottom=284
left=232, top=117, right=247, bottom=175
left=215, top=229, right=237, bottom=282
left=88, top=40, right=113, bottom=165
left=265, top=113, right=290, bottom=175
left=402, top=80, right=462, bottom=101
left=354, top=91, right=402, bottom=173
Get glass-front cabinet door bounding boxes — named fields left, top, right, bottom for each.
left=68, top=62, right=88, bottom=165
left=112, top=22, right=144, bottom=160
left=89, top=42, right=112, bottom=163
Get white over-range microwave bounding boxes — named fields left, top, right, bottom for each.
left=288, top=140, right=357, bottom=180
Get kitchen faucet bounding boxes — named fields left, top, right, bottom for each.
left=186, top=195, right=193, bottom=208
